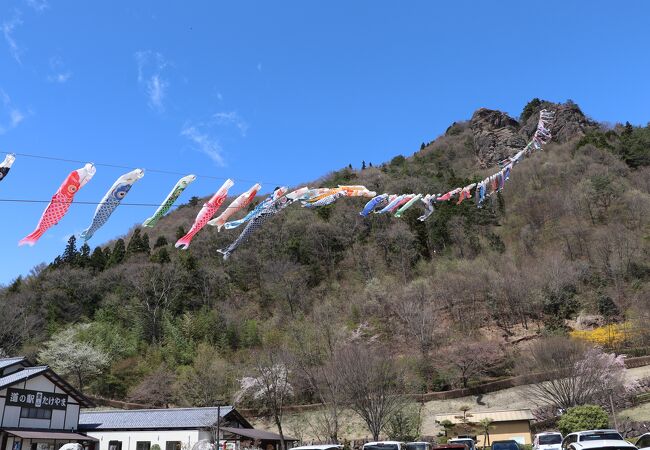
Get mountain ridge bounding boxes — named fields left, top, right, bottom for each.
left=1, top=98, right=649, bottom=410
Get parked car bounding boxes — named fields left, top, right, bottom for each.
left=406, top=443, right=432, bottom=450
left=363, top=442, right=407, bottom=450
left=565, top=439, right=636, bottom=450
left=534, top=433, right=563, bottom=450
left=561, top=430, right=626, bottom=450
left=448, top=438, right=476, bottom=450
left=491, top=440, right=521, bottom=450
left=292, top=446, right=343, bottom=450
left=637, top=434, right=650, bottom=450
left=433, top=445, right=468, bottom=450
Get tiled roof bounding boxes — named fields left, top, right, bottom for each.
left=79, top=407, right=235, bottom=430
left=435, top=409, right=534, bottom=424
left=0, top=357, right=27, bottom=370
left=0, top=366, right=49, bottom=389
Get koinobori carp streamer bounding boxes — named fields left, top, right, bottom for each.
left=208, top=182, right=261, bottom=231
left=143, top=174, right=196, bottom=228
left=0, top=153, right=16, bottom=183
left=81, top=168, right=145, bottom=241
left=175, top=178, right=234, bottom=249
left=19, top=163, right=96, bottom=246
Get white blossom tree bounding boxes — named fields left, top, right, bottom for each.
left=38, top=324, right=110, bottom=393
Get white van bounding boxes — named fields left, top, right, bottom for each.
left=534, top=433, right=563, bottom=450
left=363, top=442, right=407, bottom=450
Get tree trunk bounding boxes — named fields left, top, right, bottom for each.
left=275, top=414, right=285, bottom=450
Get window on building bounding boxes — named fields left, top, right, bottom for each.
left=136, top=442, right=151, bottom=450
left=166, top=442, right=182, bottom=450
left=108, top=441, right=123, bottom=450
left=20, top=407, right=52, bottom=419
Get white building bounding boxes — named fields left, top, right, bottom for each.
left=0, top=356, right=97, bottom=450
left=79, top=407, right=296, bottom=450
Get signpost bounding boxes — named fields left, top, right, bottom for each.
left=6, top=388, right=68, bottom=410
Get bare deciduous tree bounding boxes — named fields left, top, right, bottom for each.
left=522, top=336, right=636, bottom=410
left=128, top=263, right=181, bottom=344
left=128, top=365, right=176, bottom=407
left=440, top=339, right=502, bottom=389
left=336, top=343, right=406, bottom=441
left=236, top=349, right=293, bottom=450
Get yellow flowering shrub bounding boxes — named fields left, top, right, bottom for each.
left=571, top=323, right=628, bottom=347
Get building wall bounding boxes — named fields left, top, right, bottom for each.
left=0, top=373, right=81, bottom=431
left=475, top=421, right=532, bottom=446
left=86, top=430, right=203, bottom=450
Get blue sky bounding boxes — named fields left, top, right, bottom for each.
left=1, top=0, right=649, bottom=283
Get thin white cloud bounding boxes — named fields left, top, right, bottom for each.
left=48, top=72, right=71, bottom=83
left=134, top=50, right=169, bottom=112
left=0, top=89, right=26, bottom=135
left=147, top=74, right=167, bottom=111
left=10, top=109, right=24, bottom=127
left=25, top=0, right=48, bottom=13
left=47, top=56, right=72, bottom=83
left=213, top=111, right=249, bottom=137
left=2, top=12, right=23, bottom=64
left=181, top=123, right=225, bottom=166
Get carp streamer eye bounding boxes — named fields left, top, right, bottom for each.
left=117, top=190, right=127, bottom=199
left=68, top=185, right=78, bottom=194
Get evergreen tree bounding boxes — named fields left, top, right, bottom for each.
left=362, top=160, right=367, bottom=170
left=623, top=121, right=634, bottom=136
left=176, top=226, right=186, bottom=241
left=151, top=247, right=171, bottom=264
left=62, top=236, right=79, bottom=265
left=78, top=243, right=91, bottom=267
left=107, top=239, right=126, bottom=267
left=369, top=162, right=373, bottom=167
left=89, top=247, right=107, bottom=272
left=154, top=236, right=168, bottom=248
left=141, top=233, right=151, bottom=254
left=188, top=196, right=200, bottom=207
left=126, top=229, right=142, bottom=255
left=420, top=142, right=426, bottom=150
left=8, top=276, right=22, bottom=293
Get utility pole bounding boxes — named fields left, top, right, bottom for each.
left=609, top=390, right=618, bottom=430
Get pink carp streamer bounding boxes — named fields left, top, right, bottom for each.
left=19, top=163, right=96, bottom=246
left=175, top=179, right=234, bottom=250
left=208, top=183, right=262, bottom=231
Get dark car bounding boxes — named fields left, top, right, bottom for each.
left=491, top=441, right=521, bottom=450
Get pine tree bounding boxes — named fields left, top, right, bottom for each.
left=62, top=236, right=79, bottom=265
left=152, top=247, right=171, bottom=264
left=188, top=196, right=200, bottom=207
left=176, top=226, right=186, bottom=240
left=107, top=239, right=126, bottom=267
left=154, top=236, right=168, bottom=248
left=78, top=243, right=91, bottom=267
left=141, top=233, right=151, bottom=254
left=89, top=247, right=107, bottom=272
left=362, top=160, right=367, bottom=170
left=127, top=229, right=143, bottom=255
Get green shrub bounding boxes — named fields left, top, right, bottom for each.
left=558, top=405, right=609, bottom=435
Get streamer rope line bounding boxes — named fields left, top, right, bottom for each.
left=0, top=150, right=287, bottom=186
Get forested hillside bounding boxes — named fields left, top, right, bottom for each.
left=2, top=99, right=650, bottom=410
